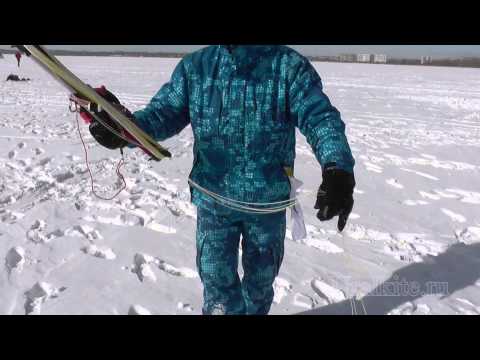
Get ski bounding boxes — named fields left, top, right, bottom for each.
left=15, top=45, right=172, bottom=161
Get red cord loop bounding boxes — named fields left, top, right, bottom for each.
left=75, top=112, right=127, bottom=201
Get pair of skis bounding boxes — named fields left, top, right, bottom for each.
left=15, top=45, right=171, bottom=161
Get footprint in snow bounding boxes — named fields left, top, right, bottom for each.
left=386, top=178, right=404, bottom=189
left=273, top=277, right=293, bottom=304
left=310, top=278, right=346, bottom=304
left=443, top=188, right=480, bottom=205
left=364, top=162, right=383, bottom=173
left=128, top=305, right=152, bottom=315
left=400, top=168, right=439, bottom=181
left=440, top=208, right=466, bottom=223
left=292, top=293, right=319, bottom=310
left=419, top=191, right=441, bottom=200
left=26, top=220, right=64, bottom=244
left=344, top=224, right=393, bottom=243
left=66, top=154, right=81, bottom=162
left=65, top=225, right=103, bottom=241
left=454, top=306, right=478, bottom=315
left=384, top=232, right=448, bottom=263
left=1, top=210, right=25, bottom=224
left=456, top=298, right=477, bottom=309
left=349, top=212, right=360, bottom=220
left=455, top=227, right=480, bottom=245
left=132, top=251, right=198, bottom=282
left=53, top=171, right=75, bottom=183
left=177, top=302, right=194, bottom=312
left=24, top=282, right=66, bottom=315
left=132, top=253, right=157, bottom=283
left=26, top=220, right=47, bottom=243
left=33, top=147, right=45, bottom=156
left=414, top=304, right=431, bottom=315
left=388, top=302, right=430, bottom=315
left=158, top=260, right=198, bottom=279
left=287, top=225, right=344, bottom=254
left=17, top=159, right=32, bottom=167
left=402, top=199, right=429, bottom=206
left=5, top=246, right=26, bottom=274
left=146, top=221, right=177, bottom=234
left=83, top=213, right=145, bottom=227
left=37, top=157, right=52, bottom=166
left=81, top=245, right=116, bottom=260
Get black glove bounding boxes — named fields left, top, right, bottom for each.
left=83, top=87, right=132, bottom=150
left=88, top=105, right=131, bottom=150
left=314, top=166, right=355, bottom=232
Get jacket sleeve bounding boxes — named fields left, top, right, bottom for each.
left=289, top=59, right=355, bottom=173
left=132, top=59, right=190, bottom=143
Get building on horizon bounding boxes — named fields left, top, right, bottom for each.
left=339, top=54, right=356, bottom=62
left=421, top=56, right=433, bottom=65
left=373, top=54, right=387, bottom=64
left=357, top=54, right=372, bottom=63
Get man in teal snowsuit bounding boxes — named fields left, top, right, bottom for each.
left=90, top=45, right=356, bottom=315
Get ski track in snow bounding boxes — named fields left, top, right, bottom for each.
left=1, top=56, right=480, bottom=314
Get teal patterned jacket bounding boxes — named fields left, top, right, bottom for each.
left=133, top=45, right=355, bottom=209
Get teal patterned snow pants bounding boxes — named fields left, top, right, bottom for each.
left=196, top=206, right=286, bottom=315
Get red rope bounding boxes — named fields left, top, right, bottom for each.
left=75, top=112, right=127, bottom=201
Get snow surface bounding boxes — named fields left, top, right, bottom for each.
left=1, top=54, right=480, bottom=315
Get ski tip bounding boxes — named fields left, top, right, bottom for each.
left=12, top=45, right=31, bottom=56
left=160, top=148, right=172, bottom=159
left=149, top=148, right=172, bottom=161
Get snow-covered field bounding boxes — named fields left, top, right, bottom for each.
left=1, top=54, right=479, bottom=315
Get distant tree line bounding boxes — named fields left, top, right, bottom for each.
left=0, top=49, right=186, bottom=58
left=2, top=49, right=480, bottom=68
left=429, top=57, right=480, bottom=68
left=385, top=57, right=480, bottom=68
left=310, top=55, right=480, bottom=68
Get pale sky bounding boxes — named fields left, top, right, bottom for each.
left=2, top=45, right=480, bottom=59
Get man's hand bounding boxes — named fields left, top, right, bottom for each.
left=79, top=86, right=132, bottom=150
left=314, top=166, right=355, bottom=232
left=88, top=110, right=130, bottom=150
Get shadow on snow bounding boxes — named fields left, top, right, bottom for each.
left=297, top=242, right=480, bottom=315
